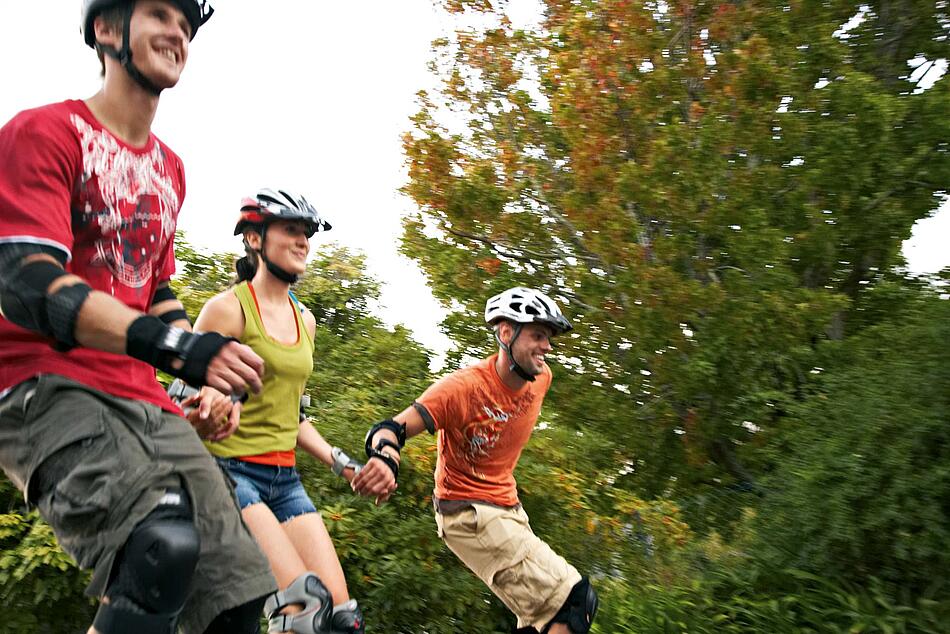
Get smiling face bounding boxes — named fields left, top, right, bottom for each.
left=246, top=219, right=312, bottom=277
left=96, top=0, right=192, bottom=89
left=130, top=0, right=191, bottom=87
left=498, top=321, right=555, bottom=377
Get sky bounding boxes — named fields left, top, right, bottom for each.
left=1, top=1, right=946, bottom=362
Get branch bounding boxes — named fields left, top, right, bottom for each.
left=521, top=190, right=605, bottom=265
left=444, top=226, right=562, bottom=261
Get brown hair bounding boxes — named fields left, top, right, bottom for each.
left=95, top=5, right=128, bottom=77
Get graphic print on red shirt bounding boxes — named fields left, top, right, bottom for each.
left=0, top=100, right=185, bottom=411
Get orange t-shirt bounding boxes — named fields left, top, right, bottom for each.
left=416, top=354, right=552, bottom=507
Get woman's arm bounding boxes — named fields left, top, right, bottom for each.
left=184, top=290, right=248, bottom=438
left=298, top=419, right=361, bottom=483
left=193, top=291, right=245, bottom=338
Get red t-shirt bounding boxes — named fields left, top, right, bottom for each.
left=416, top=354, right=553, bottom=507
left=0, top=100, right=184, bottom=412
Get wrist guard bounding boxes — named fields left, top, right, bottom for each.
left=331, top=447, right=363, bottom=477
left=366, top=446, right=399, bottom=481
left=167, top=378, right=200, bottom=415
left=364, top=419, right=405, bottom=481
left=167, top=378, right=247, bottom=416
left=127, top=315, right=236, bottom=387
left=364, top=419, right=406, bottom=454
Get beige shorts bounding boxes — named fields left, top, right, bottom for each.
left=435, top=503, right=581, bottom=630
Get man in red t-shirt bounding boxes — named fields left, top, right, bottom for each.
left=0, top=2, right=278, bottom=633
left=352, top=287, right=599, bottom=634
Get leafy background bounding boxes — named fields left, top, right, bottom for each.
left=2, top=0, right=948, bottom=631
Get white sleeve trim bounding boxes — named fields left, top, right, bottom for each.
left=0, top=236, right=72, bottom=262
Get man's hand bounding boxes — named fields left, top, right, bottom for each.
left=183, top=386, right=241, bottom=441
left=351, top=455, right=398, bottom=505
left=204, top=340, right=264, bottom=396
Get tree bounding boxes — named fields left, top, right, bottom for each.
left=401, top=0, right=949, bottom=507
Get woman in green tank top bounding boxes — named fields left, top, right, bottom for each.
left=192, top=189, right=370, bottom=633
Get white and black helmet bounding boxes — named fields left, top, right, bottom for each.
left=485, top=287, right=572, bottom=335
left=81, top=0, right=214, bottom=47
left=80, top=0, right=214, bottom=95
left=234, top=188, right=332, bottom=238
left=234, top=188, right=330, bottom=285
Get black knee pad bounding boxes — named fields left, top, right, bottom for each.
left=543, top=577, right=599, bottom=634
left=93, top=488, right=201, bottom=634
left=204, top=594, right=268, bottom=634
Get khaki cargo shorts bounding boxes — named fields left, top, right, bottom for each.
left=0, top=374, right=276, bottom=633
left=436, top=502, right=581, bottom=630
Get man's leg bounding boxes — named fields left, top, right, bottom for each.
left=0, top=375, right=202, bottom=633
left=148, top=410, right=276, bottom=633
left=437, top=504, right=593, bottom=633
left=539, top=577, right=598, bottom=634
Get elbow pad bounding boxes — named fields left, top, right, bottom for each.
left=152, top=284, right=190, bottom=325
left=0, top=259, right=91, bottom=350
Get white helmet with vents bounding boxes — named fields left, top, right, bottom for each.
left=485, top=287, right=572, bottom=335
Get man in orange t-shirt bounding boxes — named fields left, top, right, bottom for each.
left=352, top=287, right=599, bottom=634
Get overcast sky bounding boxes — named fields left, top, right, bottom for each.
left=1, top=1, right=946, bottom=363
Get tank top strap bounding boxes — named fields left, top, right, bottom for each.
left=231, top=282, right=256, bottom=341
left=288, top=290, right=314, bottom=353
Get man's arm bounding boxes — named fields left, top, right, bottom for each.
left=350, top=404, right=430, bottom=504
left=148, top=281, right=191, bottom=330
left=0, top=247, right=263, bottom=395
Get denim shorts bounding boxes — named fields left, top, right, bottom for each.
left=216, top=457, right=317, bottom=523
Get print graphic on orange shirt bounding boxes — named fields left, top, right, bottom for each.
left=461, top=405, right=510, bottom=460
left=457, top=386, right=539, bottom=479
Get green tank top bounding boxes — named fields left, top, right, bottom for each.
left=206, top=281, right=314, bottom=457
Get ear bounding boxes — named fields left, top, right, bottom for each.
left=93, top=14, right=122, bottom=49
left=495, top=321, right=513, bottom=346
left=244, top=230, right=263, bottom=251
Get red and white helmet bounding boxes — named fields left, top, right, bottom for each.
left=234, top=188, right=332, bottom=237
left=485, top=287, right=572, bottom=335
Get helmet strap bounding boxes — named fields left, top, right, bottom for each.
left=99, top=2, right=163, bottom=96
left=495, top=323, right=535, bottom=383
left=256, top=224, right=299, bottom=284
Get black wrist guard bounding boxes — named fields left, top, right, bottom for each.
left=364, top=419, right=406, bottom=455
left=366, top=446, right=399, bottom=481
left=364, top=419, right=405, bottom=482
left=126, top=315, right=236, bottom=387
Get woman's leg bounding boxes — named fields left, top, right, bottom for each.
left=241, top=502, right=309, bottom=588
left=282, top=512, right=350, bottom=605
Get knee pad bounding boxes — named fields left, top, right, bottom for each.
left=330, top=599, right=365, bottom=634
left=93, top=488, right=201, bottom=634
left=264, top=572, right=333, bottom=634
left=543, top=577, right=598, bottom=634
left=204, top=594, right=267, bottom=634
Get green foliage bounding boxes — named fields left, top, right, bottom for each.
left=595, top=568, right=950, bottom=633
left=754, top=285, right=950, bottom=595
left=0, top=479, right=95, bottom=632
